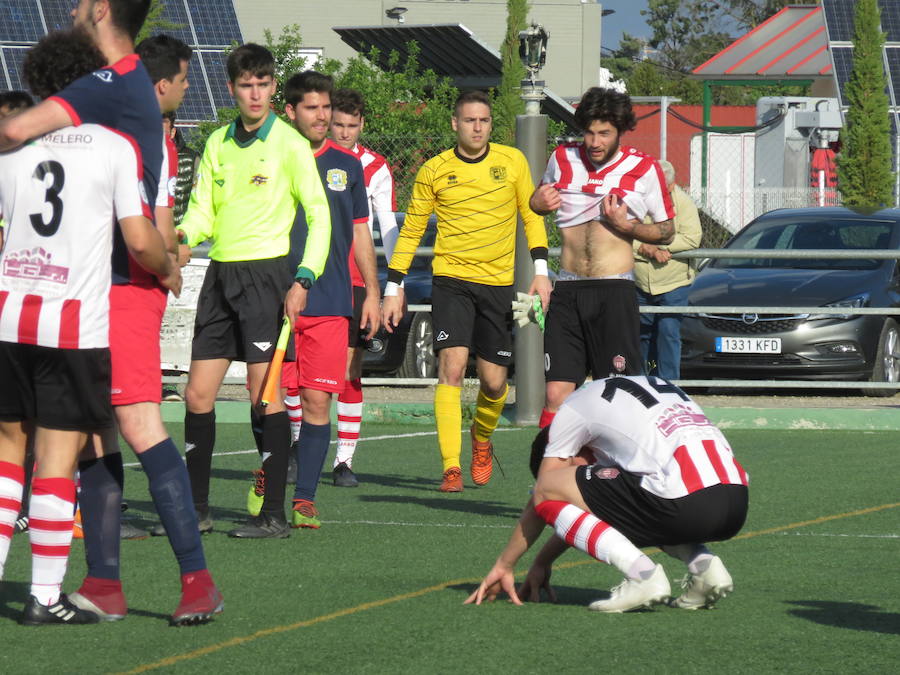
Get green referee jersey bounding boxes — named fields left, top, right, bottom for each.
left=180, top=112, right=331, bottom=278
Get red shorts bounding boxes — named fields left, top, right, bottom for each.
left=109, top=283, right=167, bottom=406
left=281, top=315, right=349, bottom=394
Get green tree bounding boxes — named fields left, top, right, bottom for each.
left=492, top=0, right=529, bottom=146
left=135, top=0, right=183, bottom=44
left=837, top=0, right=893, bottom=207
left=723, top=0, right=818, bottom=33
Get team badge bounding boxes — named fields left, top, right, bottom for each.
left=612, top=355, right=626, bottom=372
left=490, top=166, right=507, bottom=183
left=250, top=174, right=268, bottom=186
left=326, top=168, right=348, bottom=191
left=593, top=467, right=620, bottom=480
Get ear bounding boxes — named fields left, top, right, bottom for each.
left=284, top=102, right=296, bottom=121
left=450, top=115, right=458, bottom=132
left=156, top=79, right=169, bottom=98
left=94, top=0, right=110, bottom=24
left=226, top=80, right=235, bottom=98
left=358, top=116, right=365, bottom=132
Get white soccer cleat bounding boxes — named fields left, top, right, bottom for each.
left=669, top=556, right=734, bottom=610
left=588, top=564, right=671, bottom=613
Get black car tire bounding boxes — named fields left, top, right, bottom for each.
left=397, top=313, right=437, bottom=379
left=863, top=318, right=900, bottom=397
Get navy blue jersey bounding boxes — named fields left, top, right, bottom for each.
left=289, top=140, right=368, bottom=317
left=50, top=54, right=162, bottom=286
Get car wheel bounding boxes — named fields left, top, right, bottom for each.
left=863, top=318, right=900, bottom=397
left=397, top=313, right=437, bottom=379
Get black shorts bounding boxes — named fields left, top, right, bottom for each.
left=191, top=257, right=294, bottom=364
left=575, top=465, right=749, bottom=548
left=543, top=279, right=642, bottom=384
left=0, top=342, right=114, bottom=431
left=430, top=276, right=514, bottom=366
left=348, top=285, right=368, bottom=348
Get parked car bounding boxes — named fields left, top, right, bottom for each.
left=680, top=207, right=900, bottom=396
left=362, top=215, right=438, bottom=378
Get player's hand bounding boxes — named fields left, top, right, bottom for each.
left=284, top=282, right=308, bottom=324
left=601, top=193, right=633, bottom=234
left=518, top=563, right=557, bottom=604
left=530, top=183, right=562, bottom=214
left=177, top=243, right=192, bottom=267
left=381, top=291, right=405, bottom=334
left=528, top=274, right=553, bottom=312
left=464, top=563, right=522, bottom=606
left=360, top=292, right=381, bottom=341
left=160, top=262, right=182, bottom=298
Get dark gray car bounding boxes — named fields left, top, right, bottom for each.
left=680, top=207, right=900, bottom=396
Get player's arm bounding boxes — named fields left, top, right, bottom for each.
left=371, top=162, right=399, bottom=261
left=514, top=151, right=552, bottom=309
left=0, top=99, right=71, bottom=150
left=528, top=150, right=563, bottom=215
left=351, top=165, right=381, bottom=339
left=603, top=193, right=675, bottom=245
left=119, top=215, right=179, bottom=295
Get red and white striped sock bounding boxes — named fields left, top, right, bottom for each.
left=0, top=461, right=25, bottom=580
left=534, top=499, right=648, bottom=577
left=29, top=477, right=76, bottom=605
left=335, top=379, right=363, bottom=468
left=285, top=389, right=303, bottom=444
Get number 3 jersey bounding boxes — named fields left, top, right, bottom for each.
left=545, top=375, right=748, bottom=499
left=0, top=124, right=149, bottom=349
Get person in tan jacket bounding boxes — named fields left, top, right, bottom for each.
left=633, top=160, right=702, bottom=380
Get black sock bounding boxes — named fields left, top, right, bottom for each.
left=78, top=453, right=124, bottom=580
left=250, top=406, right=264, bottom=457
left=184, top=410, right=215, bottom=510
left=259, top=411, right=291, bottom=520
left=293, top=421, right=331, bottom=502
left=138, top=439, right=206, bottom=575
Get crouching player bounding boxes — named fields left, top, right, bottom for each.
left=466, top=375, right=748, bottom=612
left=0, top=29, right=178, bottom=624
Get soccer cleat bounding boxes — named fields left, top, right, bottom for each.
left=247, top=469, right=265, bottom=517
left=227, top=513, right=290, bottom=539
left=438, top=467, right=463, bottom=493
left=470, top=426, right=494, bottom=486
left=291, top=499, right=321, bottom=529
left=14, top=513, right=28, bottom=534
left=72, top=508, right=83, bottom=539
left=68, top=583, right=127, bottom=622
left=171, top=569, right=224, bottom=626
left=22, top=594, right=100, bottom=626
left=120, top=521, right=149, bottom=540
left=588, top=564, right=671, bottom=613
left=333, top=462, right=359, bottom=487
left=670, top=556, right=734, bottom=610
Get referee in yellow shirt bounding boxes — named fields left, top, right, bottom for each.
left=382, top=90, right=551, bottom=492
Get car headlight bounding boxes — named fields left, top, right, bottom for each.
left=808, top=293, right=870, bottom=321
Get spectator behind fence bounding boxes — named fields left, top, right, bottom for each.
left=633, top=160, right=702, bottom=380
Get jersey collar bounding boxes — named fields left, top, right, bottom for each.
left=225, top=110, right=277, bottom=146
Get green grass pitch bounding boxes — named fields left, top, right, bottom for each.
left=1, top=424, right=898, bottom=673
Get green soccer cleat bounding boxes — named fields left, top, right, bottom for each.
left=247, top=469, right=265, bottom=516
left=291, top=499, right=321, bottom=529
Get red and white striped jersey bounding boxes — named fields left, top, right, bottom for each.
left=155, top=135, right=177, bottom=208
left=541, top=143, right=674, bottom=228
left=352, top=143, right=398, bottom=259
left=545, top=375, right=748, bottom=499
left=0, top=124, right=148, bottom=349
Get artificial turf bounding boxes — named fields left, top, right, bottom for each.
left=1, top=425, right=897, bottom=674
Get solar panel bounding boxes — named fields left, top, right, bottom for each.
left=823, top=0, right=856, bottom=42
left=830, top=45, right=854, bottom=106
left=198, top=50, right=234, bottom=110
left=154, top=0, right=194, bottom=45
left=886, top=47, right=900, bottom=106
left=39, top=0, right=75, bottom=33
left=188, top=0, right=243, bottom=47
left=2, top=46, right=29, bottom=91
left=1, top=0, right=46, bottom=42
left=178, top=52, right=215, bottom=122
left=879, top=0, right=900, bottom=42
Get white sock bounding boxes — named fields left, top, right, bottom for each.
left=29, top=479, right=76, bottom=606
left=285, top=391, right=302, bottom=443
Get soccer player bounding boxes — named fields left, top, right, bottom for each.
left=529, top=87, right=676, bottom=429
left=177, top=45, right=331, bottom=539
left=0, top=28, right=176, bottom=625
left=242, top=71, right=378, bottom=533
left=466, top=375, right=749, bottom=613
left=382, top=90, right=552, bottom=492
left=325, top=87, right=398, bottom=487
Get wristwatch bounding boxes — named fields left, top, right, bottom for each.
left=296, top=276, right=312, bottom=290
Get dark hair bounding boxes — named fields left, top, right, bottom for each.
left=23, top=28, right=106, bottom=100
left=530, top=427, right=550, bottom=479
left=574, top=87, right=636, bottom=134
left=283, top=70, right=333, bottom=107
left=331, top=88, right=365, bottom=117
left=226, top=43, right=275, bottom=83
left=0, top=90, right=34, bottom=112
left=135, top=34, right=191, bottom=84
left=453, top=89, right=491, bottom=116
left=162, top=109, right=176, bottom=124
left=108, top=0, right=152, bottom=41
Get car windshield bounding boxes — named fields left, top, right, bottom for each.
left=715, top=217, right=895, bottom=271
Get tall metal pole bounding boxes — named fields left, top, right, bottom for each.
left=514, top=78, right=547, bottom=426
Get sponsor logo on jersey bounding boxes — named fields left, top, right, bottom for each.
left=490, top=166, right=507, bottom=183
left=214, top=179, right=225, bottom=187
left=253, top=341, right=273, bottom=352
left=656, top=403, right=713, bottom=437
left=447, top=173, right=458, bottom=185
left=250, top=174, right=269, bottom=186
left=593, top=467, right=620, bottom=480
left=326, top=168, right=348, bottom=191
left=3, top=247, right=68, bottom=285
left=92, top=70, right=113, bottom=83
left=587, top=178, right=603, bottom=186
left=436, top=330, right=450, bottom=341
left=612, top=354, right=626, bottom=372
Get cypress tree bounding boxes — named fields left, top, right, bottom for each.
left=493, top=0, right=530, bottom=146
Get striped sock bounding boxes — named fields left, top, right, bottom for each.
left=0, top=461, right=25, bottom=580
left=335, top=378, right=363, bottom=468
left=29, top=477, right=76, bottom=606
left=285, top=389, right=303, bottom=444
left=534, top=499, right=647, bottom=577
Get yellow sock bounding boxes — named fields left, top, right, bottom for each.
left=473, top=384, right=509, bottom=442
left=435, top=384, right=462, bottom=471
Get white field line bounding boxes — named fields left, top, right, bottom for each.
left=779, top=532, right=899, bottom=539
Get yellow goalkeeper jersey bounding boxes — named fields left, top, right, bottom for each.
left=388, top=143, right=547, bottom=286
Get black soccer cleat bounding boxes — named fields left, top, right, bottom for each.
left=227, top=513, right=290, bottom=539
left=22, top=594, right=101, bottom=625
left=332, top=462, right=359, bottom=487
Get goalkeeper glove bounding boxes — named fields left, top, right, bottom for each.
left=512, top=292, right=545, bottom=332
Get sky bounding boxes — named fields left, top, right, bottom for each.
left=599, top=0, right=653, bottom=49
